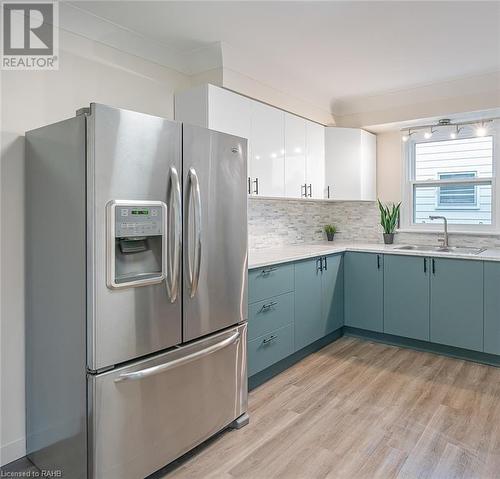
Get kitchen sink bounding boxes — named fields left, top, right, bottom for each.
left=393, top=245, right=486, bottom=255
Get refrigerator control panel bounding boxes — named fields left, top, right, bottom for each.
left=114, top=205, right=163, bottom=238
left=106, top=200, right=167, bottom=289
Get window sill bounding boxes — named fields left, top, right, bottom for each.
left=397, top=228, right=500, bottom=237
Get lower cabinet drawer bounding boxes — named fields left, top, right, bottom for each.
left=248, top=292, right=294, bottom=341
left=248, top=263, right=294, bottom=303
left=248, top=324, right=293, bottom=376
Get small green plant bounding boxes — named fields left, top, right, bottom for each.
left=324, top=224, right=337, bottom=235
left=378, top=200, right=401, bottom=234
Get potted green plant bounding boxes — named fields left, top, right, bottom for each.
left=324, top=224, right=337, bottom=241
left=378, top=200, right=401, bottom=244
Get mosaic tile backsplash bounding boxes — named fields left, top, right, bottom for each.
left=248, top=197, right=500, bottom=250
left=248, top=197, right=382, bottom=249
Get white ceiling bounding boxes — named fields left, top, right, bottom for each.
left=68, top=1, right=500, bottom=114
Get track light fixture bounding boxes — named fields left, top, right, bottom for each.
left=400, top=118, right=497, bottom=142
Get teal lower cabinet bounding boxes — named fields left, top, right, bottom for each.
left=344, top=252, right=384, bottom=332
left=294, top=254, right=344, bottom=351
left=384, top=255, right=430, bottom=341
left=248, top=292, right=294, bottom=341
left=430, top=258, right=484, bottom=352
left=248, top=263, right=294, bottom=304
left=247, top=324, right=294, bottom=376
left=321, top=254, right=344, bottom=336
left=294, top=257, right=323, bottom=350
left=249, top=252, right=500, bottom=386
left=484, top=262, right=500, bottom=355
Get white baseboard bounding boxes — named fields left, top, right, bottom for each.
left=1, top=437, right=26, bottom=467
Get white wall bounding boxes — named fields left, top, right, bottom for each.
left=376, top=130, right=403, bottom=203
left=0, top=28, right=190, bottom=466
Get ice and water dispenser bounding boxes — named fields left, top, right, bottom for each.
left=106, top=200, right=166, bottom=289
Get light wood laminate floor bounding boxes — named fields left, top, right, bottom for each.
left=159, top=336, right=500, bottom=479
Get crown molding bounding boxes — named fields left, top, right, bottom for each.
left=60, top=3, right=223, bottom=75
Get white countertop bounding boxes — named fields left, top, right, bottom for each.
left=248, top=242, right=500, bottom=269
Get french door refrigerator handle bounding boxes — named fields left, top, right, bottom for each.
left=187, top=167, right=202, bottom=298
left=166, top=166, right=182, bottom=303
left=114, top=331, right=241, bottom=382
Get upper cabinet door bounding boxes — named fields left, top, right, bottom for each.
left=325, top=128, right=376, bottom=201
left=360, top=130, right=376, bottom=200
left=306, top=121, right=325, bottom=199
left=284, top=113, right=306, bottom=198
left=250, top=101, right=285, bottom=197
left=208, top=85, right=252, bottom=140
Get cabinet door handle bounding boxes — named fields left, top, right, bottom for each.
left=327, top=185, right=330, bottom=199
left=253, top=178, right=259, bottom=195
left=248, top=177, right=251, bottom=194
left=323, top=257, right=328, bottom=271
left=261, top=301, right=278, bottom=311
left=308, top=184, right=312, bottom=197
left=377, top=255, right=381, bottom=269
left=316, top=257, right=323, bottom=272
left=432, top=258, right=436, bottom=275
left=301, top=184, right=307, bottom=197
left=262, top=335, right=277, bottom=345
left=423, top=257, right=427, bottom=274
left=261, top=266, right=278, bottom=275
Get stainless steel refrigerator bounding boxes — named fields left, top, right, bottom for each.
left=25, top=103, right=248, bottom=479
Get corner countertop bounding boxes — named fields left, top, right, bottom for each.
left=248, top=242, right=500, bottom=269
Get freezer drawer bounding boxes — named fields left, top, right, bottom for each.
left=88, top=324, right=247, bottom=479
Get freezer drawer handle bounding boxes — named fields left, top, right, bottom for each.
left=166, top=166, right=182, bottom=303
left=187, top=168, right=202, bottom=298
left=114, top=331, right=241, bottom=383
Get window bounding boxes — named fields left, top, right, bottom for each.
left=438, top=172, right=477, bottom=208
left=404, top=129, right=497, bottom=230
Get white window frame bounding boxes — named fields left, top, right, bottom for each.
left=401, top=124, right=498, bottom=233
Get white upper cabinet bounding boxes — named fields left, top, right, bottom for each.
left=208, top=86, right=252, bottom=140
left=175, top=84, right=252, bottom=139
left=250, top=101, right=285, bottom=197
left=284, top=113, right=306, bottom=197
left=175, top=85, right=376, bottom=201
left=325, top=127, right=377, bottom=201
left=305, top=120, right=326, bottom=199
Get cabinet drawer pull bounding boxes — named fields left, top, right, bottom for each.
left=261, top=266, right=278, bottom=275
left=262, top=335, right=277, bottom=345
left=261, top=301, right=278, bottom=311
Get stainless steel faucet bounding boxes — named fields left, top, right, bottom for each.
left=429, top=215, right=449, bottom=247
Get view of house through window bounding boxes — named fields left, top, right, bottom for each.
left=411, top=135, right=494, bottom=226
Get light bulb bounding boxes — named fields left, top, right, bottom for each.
left=271, top=153, right=277, bottom=159
left=402, top=134, right=409, bottom=142
left=424, top=131, right=433, bottom=140
left=476, top=126, right=487, bottom=137
left=255, top=155, right=260, bottom=160
left=450, top=131, right=457, bottom=139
